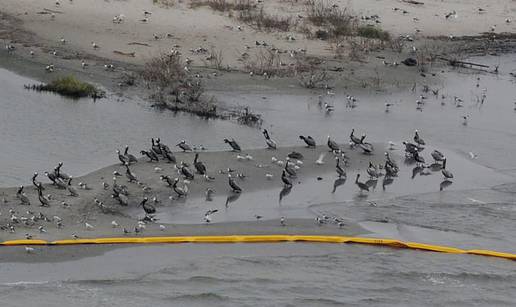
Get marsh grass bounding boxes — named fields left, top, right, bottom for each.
left=29, top=76, right=104, bottom=99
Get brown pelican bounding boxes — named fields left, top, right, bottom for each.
left=228, top=174, right=242, bottom=193
left=224, top=138, right=242, bottom=151
left=442, top=159, right=454, bottom=179
left=355, top=174, right=369, bottom=193
left=350, top=129, right=362, bottom=146
left=299, top=135, right=316, bottom=147
left=37, top=187, right=50, bottom=207
left=327, top=136, right=339, bottom=151
left=140, top=197, right=156, bottom=215
left=281, top=170, right=292, bottom=187
left=336, top=158, right=346, bottom=178
left=176, top=140, right=192, bottom=152
left=193, top=153, right=207, bottom=175
left=414, top=130, right=425, bottom=146
left=17, top=186, right=30, bottom=205
left=32, top=172, right=43, bottom=190
left=67, top=178, right=79, bottom=197
left=431, top=150, right=445, bottom=163
left=124, top=146, right=138, bottom=163
left=172, top=178, right=187, bottom=197
left=117, top=149, right=129, bottom=164
left=263, top=129, right=277, bottom=149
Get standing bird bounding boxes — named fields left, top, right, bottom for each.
left=355, top=174, right=369, bottom=194
left=350, top=129, right=362, bottom=146
left=180, top=163, right=195, bottom=180
left=335, top=158, right=346, bottom=178
left=32, top=172, right=44, bottom=190
left=37, top=187, right=50, bottom=207
left=140, top=197, right=156, bottom=215
left=224, top=138, right=242, bottom=151
left=141, top=150, right=159, bottom=162
left=176, top=140, right=192, bottom=152
left=414, top=130, right=425, bottom=146
left=172, top=178, right=187, bottom=197
left=442, top=159, right=454, bottom=179
left=414, top=152, right=425, bottom=166
left=366, top=162, right=379, bottom=178
left=263, top=129, right=277, bottom=149
left=117, top=150, right=129, bottom=165
left=228, top=174, right=242, bottom=193
left=67, top=178, right=79, bottom=197
left=17, top=186, right=31, bottom=205
left=431, top=150, right=445, bottom=163
left=162, top=150, right=176, bottom=164
left=125, top=165, right=138, bottom=183
left=384, top=152, right=398, bottom=170
left=193, top=153, right=207, bottom=175
left=281, top=170, right=292, bottom=187
left=151, top=138, right=162, bottom=155
left=54, top=162, right=70, bottom=180
left=327, top=136, right=339, bottom=152
left=44, top=171, right=58, bottom=185
left=299, top=135, right=316, bottom=147
left=124, top=146, right=138, bottom=163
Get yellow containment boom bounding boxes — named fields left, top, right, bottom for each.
left=1, top=235, right=515, bottom=261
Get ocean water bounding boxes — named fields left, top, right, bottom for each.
left=1, top=244, right=515, bottom=307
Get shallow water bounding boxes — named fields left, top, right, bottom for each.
left=0, top=68, right=260, bottom=186
left=1, top=54, right=516, bottom=306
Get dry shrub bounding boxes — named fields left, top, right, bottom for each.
left=153, top=0, right=175, bottom=7
left=190, top=0, right=254, bottom=11
left=203, top=47, right=225, bottom=70
left=243, top=49, right=283, bottom=75
left=306, top=0, right=356, bottom=38
left=298, top=70, right=331, bottom=88
left=141, top=52, right=185, bottom=92
left=238, top=8, right=293, bottom=32
left=389, top=37, right=406, bottom=53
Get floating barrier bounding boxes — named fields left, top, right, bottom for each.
left=1, top=235, right=515, bottom=261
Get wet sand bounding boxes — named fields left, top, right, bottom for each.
left=0, top=144, right=381, bottom=244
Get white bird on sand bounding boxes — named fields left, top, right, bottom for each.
left=265, top=173, right=274, bottom=180
left=159, top=224, right=166, bottom=231
left=280, top=216, right=286, bottom=226
left=245, top=154, right=253, bottom=160
left=111, top=220, right=119, bottom=228
left=468, top=152, right=478, bottom=159
left=92, top=42, right=99, bottom=49
left=154, top=167, right=163, bottom=172
left=315, top=153, right=326, bottom=165
left=236, top=154, right=245, bottom=161
left=25, top=246, right=35, bottom=253
left=388, top=141, right=397, bottom=150
left=85, top=222, right=95, bottom=230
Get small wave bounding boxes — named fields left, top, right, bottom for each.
left=169, top=292, right=229, bottom=302
left=187, top=275, right=274, bottom=284
left=1, top=280, right=50, bottom=286
left=293, top=297, right=345, bottom=306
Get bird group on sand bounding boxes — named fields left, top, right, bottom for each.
left=1, top=126, right=459, bottom=245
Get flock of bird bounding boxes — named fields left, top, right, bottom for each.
left=2, top=125, right=459, bottom=243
